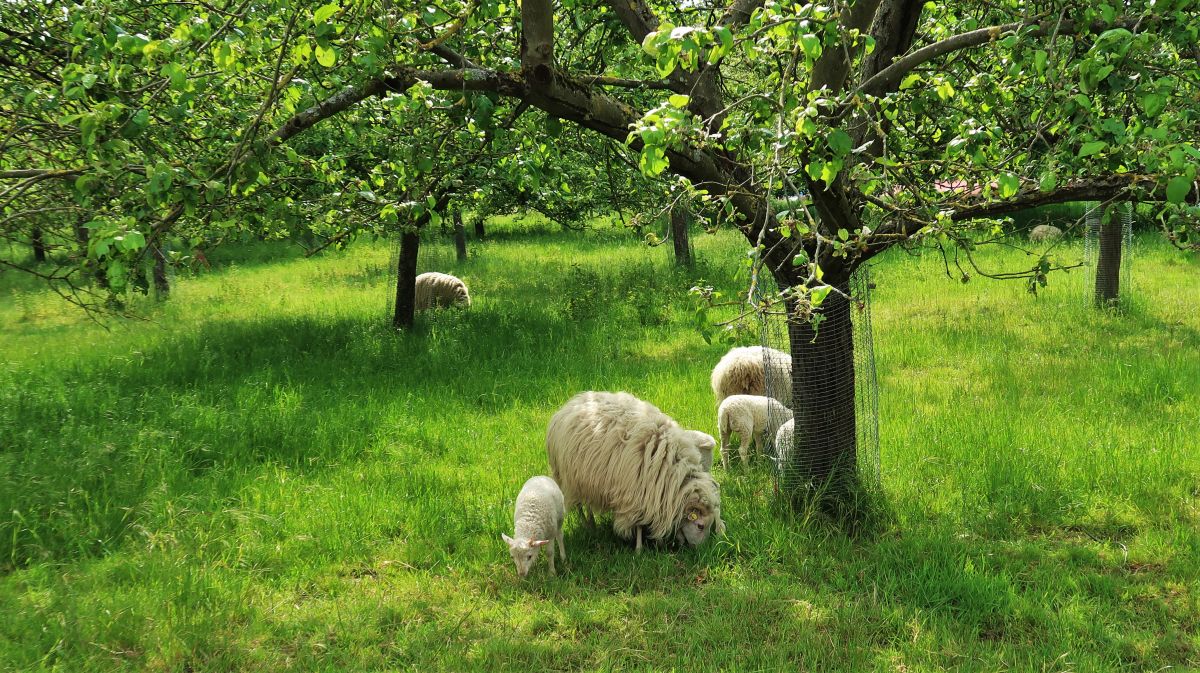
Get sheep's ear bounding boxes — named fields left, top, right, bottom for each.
left=690, top=431, right=716, bottom=451
left=530, top=539, right=551, bottom=547
left=501, top=533, right=516, bottom=547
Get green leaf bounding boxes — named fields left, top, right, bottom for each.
left=546, top=116, right=562, bottom=137
left=827, top=129, right=851, bottom=156
left=668, top=94, right=690, bottom=108
left=1078, top=141, right=1107, bottom=157
left=315, top=44, right=337, bottom=67
left=416, top=156, right=433, bottom=173
left=998, top=172, right=1020, bottom=198
left=1033, top=50, right=1048, bottom=74
left=1039, top=171, right=1058, bottom=192
left=1166, top=176, right=1191, bottom=204
left=799, top=34, right=821, bottom=60
left=899, top=73, right=922, bottom=90
left=123, top=230, right=146, bottom=251
left=1139, top=93, right=1166, bottom=118
left=810, top=285, right=831, bottom=306
left=313, top=3, right=339, bottom=24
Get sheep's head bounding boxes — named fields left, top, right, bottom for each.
left=501, top=533, right=550, bottom=578
left=676, top=480, right=723, bottom=546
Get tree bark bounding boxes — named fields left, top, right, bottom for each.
left=670, top=205, right=691, bottom=267
left=784, top=281, right=858, bottom=507
left=474, top=216, right=485, bottom=239
left=152, top=245, right=170, bottom=299
left=393, top=230, right=421, bottom=329
left=31, top=227, right=47, bottom=262
left=1095, top=204, right=1123, bottom=307
left=454, top=211, right=467, bottom=262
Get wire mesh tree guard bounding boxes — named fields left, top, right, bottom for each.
left=1083, top=201, right=1133, bottom=308
left=759, top=268, right=880, bottom=504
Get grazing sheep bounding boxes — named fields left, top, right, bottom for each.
left=502, top=475, right=566, bottom=578
left=717, top=395, right=794, bottom=468
left=546, top=391, right=723, bottom=553
left=1029, top=224, right=1063, bottom=243
left=710, top=345, right=793, bottom=408
left=414, top=271, right=470, bottom=310
left=773, top=418, right=795, bottom=472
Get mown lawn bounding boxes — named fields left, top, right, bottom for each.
left=1, top=221, right=1197, bottom=672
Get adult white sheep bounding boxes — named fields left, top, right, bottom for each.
left=546, top=391, right=723, bottom=553
left=414, top=271, right=470, bottom=310
left=1029, top=224, right=1063, bottom=243
left=502, top=476, right=566, bottom=578
left=710, top=345, right=792, bottom=408
left=717, top=394, right=793, bottom=468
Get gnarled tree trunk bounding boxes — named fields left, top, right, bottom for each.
left=152, top=245, right=170, bottom=299
left=31, top=227, right=47, bottom=262
left=393, top=230, right=421, bottom=329
left=474, top=217, right=485, bottom=239
left=454, top=211, right=467, bottom=262
left=783, top=280, right=858, bottom=507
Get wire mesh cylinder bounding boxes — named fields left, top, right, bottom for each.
left=1083, top=202, right=1133, bottom=307
left=761, top=268, right=880, bottom=501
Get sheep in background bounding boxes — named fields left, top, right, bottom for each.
left=415, top=271, right=471, bottom=310
left=502, top=476, right=566, bottom=578
left=1029, top=224, right=1063, bottom=243
left=717, top=394, right=793, bottom=468
left=711, top=345, right=792, bottom=408
left=546, top=391, right=722, bottom=553
left=773, top=418, right=795, bottom=473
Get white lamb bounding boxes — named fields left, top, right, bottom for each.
left=774, top=418, right=794, bottom=472
left=414, top=271, right=471, bottom=310
left=546, top=391, right=723, bottom=553
left=501, top=475, right=566, bottom=578
left=710, top=345, right=792, bottom=408
left=717, top=394, right=793, bottom=468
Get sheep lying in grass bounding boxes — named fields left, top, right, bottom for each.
left=502, top=476, right=566, bottom=578
left=546, top=391, right=722, bottom=553
left=415, top=272, right=470, bottom=310
left=711, top=345, right=792, bottom=407
left=1029, top=224, right=1063, bottom=243
left=717, top=394, right=793, bottom=468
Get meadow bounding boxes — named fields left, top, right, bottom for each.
left=1, top=218, right=1197, bottom=672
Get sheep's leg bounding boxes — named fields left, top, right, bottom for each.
left=738, top=427, right=752, bottom=465
left=720, top=427, right=731, bottom=469
left=547, top=540, right=556, bottom=575
left=557, top=529, right=566, bottom=562
left=635, top=527, right=643, bottom=555
left=584, top=506, right=596, bottom=527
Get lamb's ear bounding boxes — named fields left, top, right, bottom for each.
left=530, top=539, right=551, bottom=547
left=501, top=533, right=516, bottom=547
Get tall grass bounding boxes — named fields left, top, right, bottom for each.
left=1, top=224, right=1197, bottom=672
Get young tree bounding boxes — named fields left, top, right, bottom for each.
left=2, top=0, right=1197, bottom=503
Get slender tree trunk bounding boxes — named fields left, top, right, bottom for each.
left=393, top=230, right=421, bottom=329
left=31, top=227, right=47, bottom=262
left=474, top=216, right=485, bottom=239
left=454, top=211, right=468, bottom=262
left=152, top=245, right=170, bottom=299
left=1094, top=204, right=1123, bottom=307
left=784, top=281, right=858, bottom=507
left=670, top=205, right=691, bottom=267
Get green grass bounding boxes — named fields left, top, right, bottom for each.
left=1, top=224, right=1198, bottom=672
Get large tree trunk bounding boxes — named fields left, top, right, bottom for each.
left=784, top=281, right=858, bottom=507
left=392, top=230, right=421, bottom=329
left=1094, top=204, right=1123, bottom=307
left=31, top=227, right=47, bottom=262
left=670, top=205, right=691, bottom=267
left=454, top=211, right=468, bottom=262
left=474, top=216, right=485, bottom=239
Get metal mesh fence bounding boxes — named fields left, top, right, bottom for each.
left=1083, top=202, right=1133, bottom=307
left=760, top=267, right=880, bottom=499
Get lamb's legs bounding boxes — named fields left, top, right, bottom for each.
left=635, top=527, right=643, bottom=555
left=547, top=540, right=556, bottom=575
left=738, top=431, right=752, bottom=465
left=557, top=529, right=566, bottom=562
left=720, top=428, right=731, bottom=469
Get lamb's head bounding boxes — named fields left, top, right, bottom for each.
left=501, top=533, right=550, bottom=578
left=675, top=477, right=723, bottom=546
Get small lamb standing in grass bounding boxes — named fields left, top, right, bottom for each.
left=717, top=394, right=793, bottom=468
left=1029, top=224, right=1063, bottom=243
left=773, top=418, right=794, bottom=472
left=414, top=271, right=471, bottom=310
left=502, top=476, right=566, bottom=578
left=711, top=345, right=793, bottom=408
